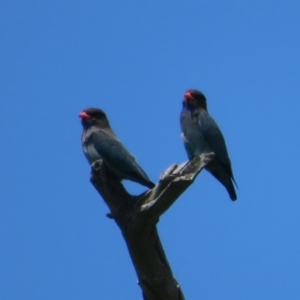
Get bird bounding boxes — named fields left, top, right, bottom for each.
left=180, top=89, right=237, bottom=200
left=79, top=108, right=155, bottom=189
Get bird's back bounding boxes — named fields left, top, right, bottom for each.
left=83, top=126, right=154, bottom=187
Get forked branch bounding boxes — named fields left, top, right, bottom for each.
left=90, top=153, right=214, bottom=300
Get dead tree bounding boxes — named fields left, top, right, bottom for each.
left=90, top=153, right=214, bottom=300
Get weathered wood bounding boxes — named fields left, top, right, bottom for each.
left=90, top=153, right=214, bottom=300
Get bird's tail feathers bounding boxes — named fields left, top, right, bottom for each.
left=206, top=161, right=237, bottom=201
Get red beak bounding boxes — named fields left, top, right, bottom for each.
left=79, top=112, right=91, bottom=119
left=185, top=92, right=194, bottom=101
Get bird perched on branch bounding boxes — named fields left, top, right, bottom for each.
left=79, top=108, right=155, bottom=189
left=180, top=89, right=237, bottom=200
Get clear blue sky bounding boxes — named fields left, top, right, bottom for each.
left=1, top=1, right=300, bottom=299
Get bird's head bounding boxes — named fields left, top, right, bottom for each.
left=183, top=89, right=207, bottom=111
left=79, top=108, right=110, bottom=129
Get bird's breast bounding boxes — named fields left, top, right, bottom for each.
left=181, top=110, right=209, bottom=158
left=81, top=129, right=102, bottom=164
left=83, top=142, right=102, bottom=164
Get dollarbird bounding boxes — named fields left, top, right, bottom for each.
left=79, top=108, right=155, bottom=189
left=180, top=89, right=237, bottom=200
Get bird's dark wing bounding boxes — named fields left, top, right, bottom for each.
left=90, top=129, right=153, bottom=184
left=198, top=110, right=234, bottom=178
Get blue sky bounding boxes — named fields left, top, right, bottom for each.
left=1, top=1, right=300, bottom=299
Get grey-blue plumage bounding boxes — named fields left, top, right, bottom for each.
left=180, top=90, right=237, bottom=200
left=79, top=108, right=155, bottom=189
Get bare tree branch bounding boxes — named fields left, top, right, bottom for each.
left=90, top=153, right=214, bottom=300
